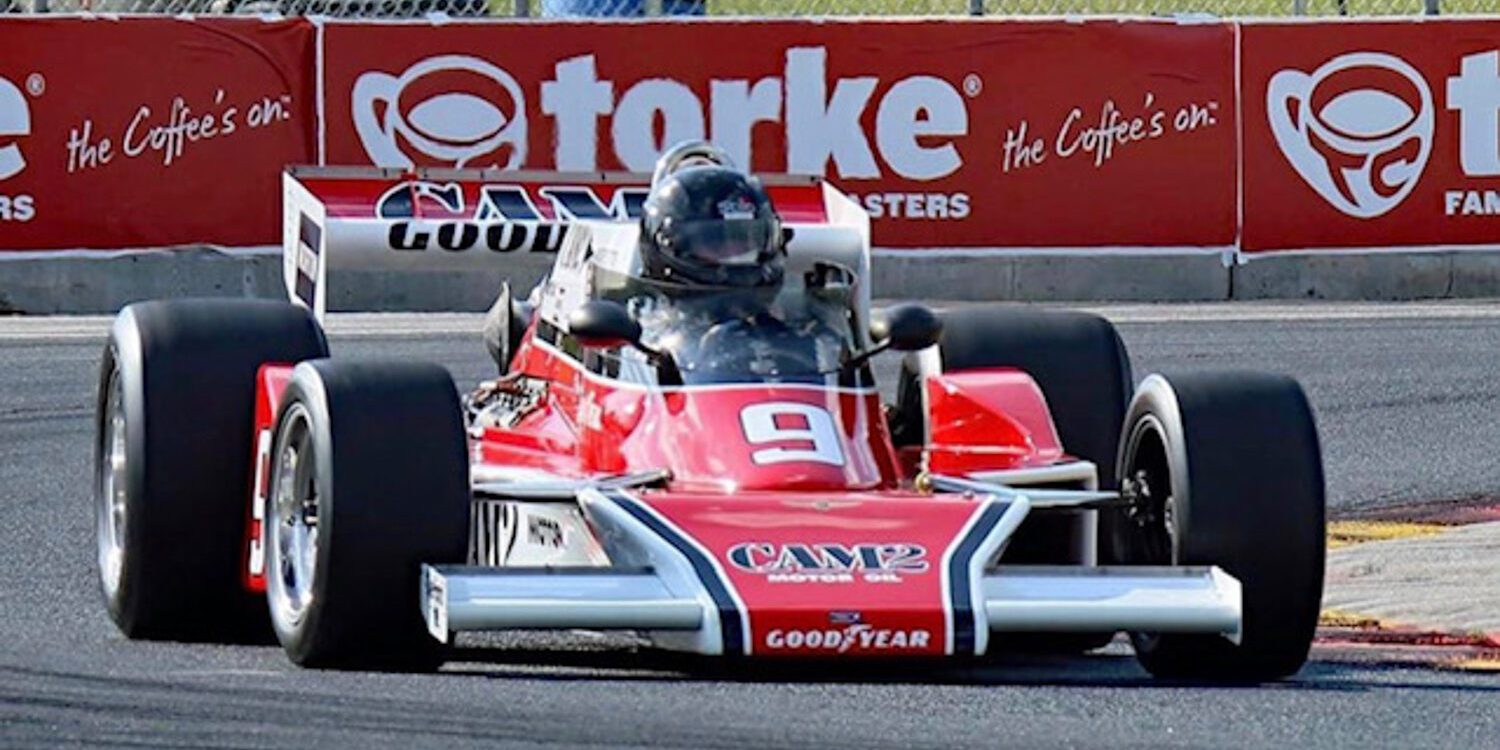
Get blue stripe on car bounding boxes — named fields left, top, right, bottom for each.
left=609, top=492, right=745, bottom=656
left=949, top=502, right=1007, bottom=655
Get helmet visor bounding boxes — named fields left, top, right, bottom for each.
left=670, top=218, right=774, bottom=267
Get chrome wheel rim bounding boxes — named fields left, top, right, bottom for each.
left=267, top=404, right=319, bottom=632
left=96, top=367, right=127, bottom=599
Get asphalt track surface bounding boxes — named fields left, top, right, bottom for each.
left=4, top=302, right=1500, bottom=749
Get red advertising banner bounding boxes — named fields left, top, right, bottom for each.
left=0, top=17, right=314, bottom=250
left=12, top=17, right=1500, bottom=256
left=1242, top=21, right=1500, bottom=251
left=321, top=19, right=1237, bottom=249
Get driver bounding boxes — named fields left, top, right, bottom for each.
left=638, top=162, right=786, bottom=294
left=631, top=164, right=792, bottom=379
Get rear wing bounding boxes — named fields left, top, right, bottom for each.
left=281, top=165, right=870, bottom=320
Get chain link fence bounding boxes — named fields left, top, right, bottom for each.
left=1, top=0, right=1468, bottom=22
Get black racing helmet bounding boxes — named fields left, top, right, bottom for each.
left=639, top=161, right=785, bottom=289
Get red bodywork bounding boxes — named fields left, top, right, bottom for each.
left=924, top=368, right=1066, bottom=476
left=642, top=492, right=992, bottom=656
left=246, top=364, right=294, bottom=593
left=244, top=331, right=1072, bottom=649
left=255, top=172, right=1083, bottom=653
left=483, top=336, right=903, bottom=492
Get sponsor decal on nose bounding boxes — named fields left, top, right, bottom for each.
left=727, top=542, right=929, bottom=584
left=764, top=625, right=932, bottom=653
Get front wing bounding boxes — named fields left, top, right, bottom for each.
left=420, top=489, right=1241, bottom=657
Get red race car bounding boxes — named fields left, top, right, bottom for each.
left=94, top=142, right=1324, bottom=681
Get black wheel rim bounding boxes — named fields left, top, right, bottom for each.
left=1121, top=415, right=1176, bottom=566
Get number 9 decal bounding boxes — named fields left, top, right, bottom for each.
left=739, top=402, right=846, bottom=466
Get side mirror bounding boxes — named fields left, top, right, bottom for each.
left=845, top=304, right=943, bottom=371
left=568, top=300, right=642, bottom=350
left=874, top=304, right=942, bottom=352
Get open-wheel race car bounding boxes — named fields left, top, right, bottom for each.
left=94, top=142, right=1325, bottom=681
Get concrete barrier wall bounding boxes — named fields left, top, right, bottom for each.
left=6, top=248, right=1500, bottom=314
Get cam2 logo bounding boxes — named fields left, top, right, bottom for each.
left=728, top=542, right=929, bottom=583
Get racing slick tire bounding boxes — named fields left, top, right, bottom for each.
left=893, top=306, right=1132, bottom=654
left=1117, top=372, right=1325, bottom=682
left=265, top=359, right=470, bottom=670
left=95, top=299, right=328, bottom=642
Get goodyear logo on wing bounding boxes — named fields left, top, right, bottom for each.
left=726, top=542, right=928, bottom=584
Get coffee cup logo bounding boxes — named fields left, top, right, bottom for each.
left=1268, top=52, right=1433, bottom=219
left=353, top=55, right=527, bottom=171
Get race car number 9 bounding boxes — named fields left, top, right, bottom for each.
left=739, top=402, right=845, bottom=466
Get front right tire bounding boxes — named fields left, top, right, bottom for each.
left=1118, top=372, right=1325, bottom=682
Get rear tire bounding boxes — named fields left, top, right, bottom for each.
left=893, top=305, right=1132, bottom=486
left=265, top=359, right=470, bottom=670
left=95, top=300, right=328, bottom=642
left=1118, top=372, right=1325, bottom=682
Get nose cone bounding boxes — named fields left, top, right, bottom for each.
left=611, top=388, right=896, bottom=494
